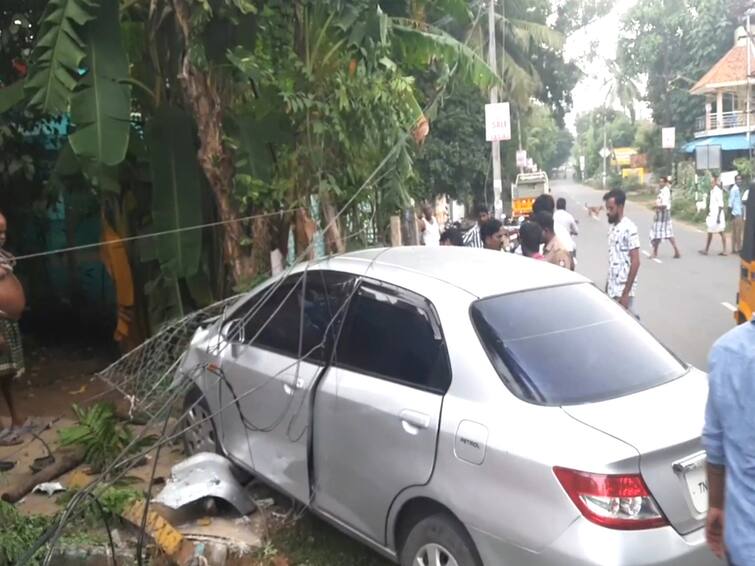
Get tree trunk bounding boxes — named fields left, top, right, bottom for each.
left=173, top=0, right=255, bottom=286
left=251, top=214, right=272, bottom=277
left=294, top=208, right=316, bottom=261
left=320, top=193, right=346, bottom=254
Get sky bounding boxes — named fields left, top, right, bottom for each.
left=563, top=0, right=651, bottom=132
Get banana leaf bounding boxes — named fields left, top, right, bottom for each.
left=0, top=80, right=26, bottom=114
left=25, top=0, right=99, bottom=114
left=69, top=0, right=131, bottom=166
left=147, top=107, right=202, bottom=279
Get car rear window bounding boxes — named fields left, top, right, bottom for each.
left=470, top=283, right=686, bottom=406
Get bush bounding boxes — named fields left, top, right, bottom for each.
left=59, top=403, right=156, bottom=474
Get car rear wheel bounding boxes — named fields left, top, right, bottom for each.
left=183, top=386, right=219, bottom=456
left=400, top=513, right=481, bottom=566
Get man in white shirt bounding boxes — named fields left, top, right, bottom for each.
left=700, top=178, right=727, bottom=256
left=554, top=198, right=579, bottom=256
left=650, top=176, right=681, bottom=259
left=604, top=189, right=640, bottom=316
left=418, top=205, right=440, bottom=246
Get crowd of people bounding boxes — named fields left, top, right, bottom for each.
left=419, top=190, right=641, bottom=315
left=699, top=174, right=749, bottom=256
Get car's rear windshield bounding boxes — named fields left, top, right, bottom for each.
left=470, top=283, right=686, bottom=406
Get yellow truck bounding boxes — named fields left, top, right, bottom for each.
left=512, top=172, right=550, bottom=220
left=736, top=191, right=754, bottom=323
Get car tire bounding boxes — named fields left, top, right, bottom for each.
left=400, top=513, right=482, bottom=566
left=182, top=386, right=220, bottom=456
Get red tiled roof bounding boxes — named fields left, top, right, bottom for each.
left=690, top=45, right=753, bottom=94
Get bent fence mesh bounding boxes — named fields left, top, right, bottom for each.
left=96, top=295, right=240, bottom=417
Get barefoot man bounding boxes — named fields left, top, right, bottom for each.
left=650, top=176, right=681, bottom=258
left=701, top=178, right=727, bottom=256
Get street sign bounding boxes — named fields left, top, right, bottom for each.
left=516, top=149, right=527, bottom=168
left=599, top=147, right=611, bottom=159
left=695, top=145, right=722, bottom=170
left=485, top=102, right=512, bottom=142
left=662, top=127, right=676, bottom=149
left=579, top=155, right=586, bottom=172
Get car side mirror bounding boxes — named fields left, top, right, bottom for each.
left=222, top=319, right=245, bottom=343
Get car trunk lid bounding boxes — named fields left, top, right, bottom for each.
left=562, top=369, right=708, bottom=534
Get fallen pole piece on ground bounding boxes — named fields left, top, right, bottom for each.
left=1, top=447, right=84, bottom=504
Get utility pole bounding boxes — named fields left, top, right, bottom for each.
left=602, top=119, right=608, bottom=190
left=488, top=0, right=503, bottom=218
left=747, top=10, right=754, bottom=159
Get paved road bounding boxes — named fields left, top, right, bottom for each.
left=552, top=179, right=740, bottom=370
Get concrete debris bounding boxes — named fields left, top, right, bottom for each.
left=32, top=482, right=66, bottom=496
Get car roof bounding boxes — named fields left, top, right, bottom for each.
left=304, top=246, right=588, bottom=298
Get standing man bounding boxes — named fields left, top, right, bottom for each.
left=440, top=227, right=464, bottom=246
left=701, top=177, right=727, bottom=256
left=729, top=174, right=744, bottom=254
left=650, top=176, right=681, bottom=259
left=463, top=205, right=490, bottom=248
left=533, top=194, right=575, bottom=260
left=418, top=204, right=440, bottom=247
left=604, top=189, right=640, bottom=314
left=480, top=219, right=505, bottom=251
left=702, top=316, right=755, bottom=566
left=533, top=211, right=573, bottom=270
left=554, top=198, right=579, bottom=244
left=518, top=221, right=545, bottom=260
left=743, top=184, right=749, bottom=223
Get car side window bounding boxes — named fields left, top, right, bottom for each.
left=335, top=282, right=451, bottom=393
left=231, top=271, right=356, bottom=362
left=242, top=277, right=302, bottom=356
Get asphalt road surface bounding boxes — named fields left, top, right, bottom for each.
left=551, top=179, right=740, bottom=371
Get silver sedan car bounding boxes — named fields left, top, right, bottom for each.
left=180, top=247, right=719, bottom=566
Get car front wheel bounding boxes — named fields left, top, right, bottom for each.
left=182, top=386, right=219, bottom=456
left=400, top=513, right=482, bottom=566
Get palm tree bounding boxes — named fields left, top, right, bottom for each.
left=605, top=60, right=641, bottom=123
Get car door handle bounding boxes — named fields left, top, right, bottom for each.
left=400, top=410, right=431, bottom=435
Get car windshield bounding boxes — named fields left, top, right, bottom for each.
left=470, top=283, right=686, bottom=406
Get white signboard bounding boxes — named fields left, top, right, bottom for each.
left=485, top=102, right=512, bottom=142
left=720, top=170, right=738, bottom=187
left=662, top=127, right=676, bottom=149
left=516, top=149, right=527, bottom=168
left=579, top=155, right=586, bottom=172
left=527, top=158, right=534, bottom=170
left=599, top=147, right=611, bottom=159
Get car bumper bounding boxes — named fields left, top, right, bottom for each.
left=471, top=519, right=723, bottom=566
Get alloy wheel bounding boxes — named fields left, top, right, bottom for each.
left=414, top=543, right=459, bottom=566
left=184, top=401, right=216, bottom=454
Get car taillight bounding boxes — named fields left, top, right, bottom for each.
left=554, top=467, right=668, bottom=530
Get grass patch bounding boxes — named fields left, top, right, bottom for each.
left=253, top=514, right=392, bottom=566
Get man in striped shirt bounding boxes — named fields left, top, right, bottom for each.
left=463, top=205, right=490, bottom=248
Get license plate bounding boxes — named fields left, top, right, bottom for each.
left=683, top=463, right=709, bottom=514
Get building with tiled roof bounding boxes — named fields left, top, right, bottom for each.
left=683, top=27, right=755, bottom=164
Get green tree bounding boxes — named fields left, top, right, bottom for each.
left=618, top=0, right=750, bottom=139
left=573, top=108, right=637, bottom=179
left=2, top=0, right=501, bottom=286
